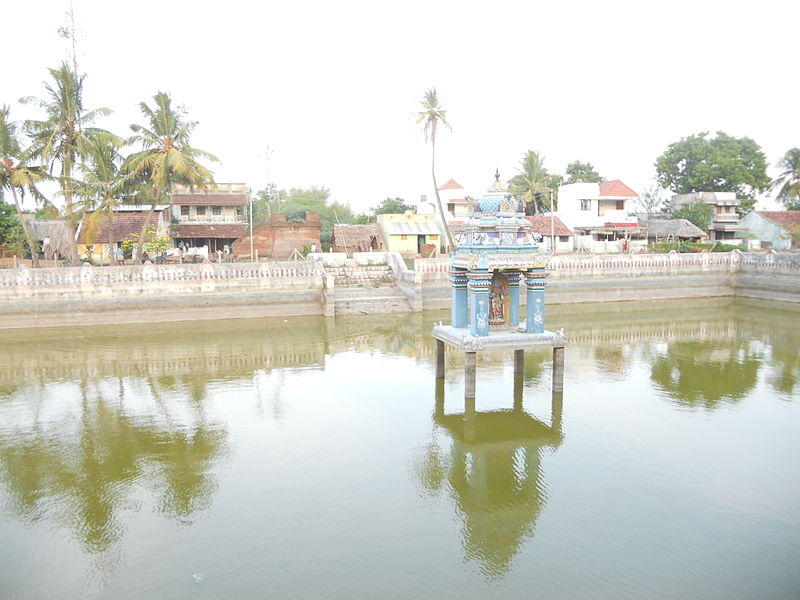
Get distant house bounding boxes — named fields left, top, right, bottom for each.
left=525, top=215, right=573, bottom=253
left=76, top=206, right=170, bottom=263
left=232, top=212, right=321, bottom=259
left=557, top=180, right=645, bottom=251
left=437, top=179, right=470, bottom=223
left=171, top=183, right=250, bottom=253
left=331, top=223, right=386, bottom=256
left=377, top=212, right=441, bottom=255
left=737, top=211, right=800, bottom=250
left=639, top=218, right=707, bottom=243
left=20, top=217, right=71, bottom=261
left=671, top=192, right=743, bottom=242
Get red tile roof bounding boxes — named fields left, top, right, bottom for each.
left=438, top=179, right=464, bottom=191
left=758, top=211, right=800, bottom=228
left=77, top=210, right=164, bottom=244
left=599, top=179, right=638, bottom=198
left=176, top=224, right=248, bottom=239
left=525, top=215, right=573, bottom=237
left=171, top=193, right=248, bottom=206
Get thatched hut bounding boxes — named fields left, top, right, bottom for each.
left=640, top=218, right=706, bottom=243
left=331, top=223, right=386, bottom=256
left=21, top=217, right=72, bottom=261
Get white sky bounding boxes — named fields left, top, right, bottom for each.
left=4, top=0, right=798, bottom=213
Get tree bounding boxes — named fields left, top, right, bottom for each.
left=416, top=88, right=454, bottom=251
left=636, top=183, right=665, bottom=215
left=21, top=63, right=112, bottom=265
left=771, top=148, right=800, bottom=210
left=372, top=197, right=414, bottom=215
left=508, top=150, right=553, bottom=215
left=0, top=200, right=28, bottom=257
left=565, top=160, right=603, bottom=184
left=74, top=133, right=127, bottom=264
left=671, top=199, right=715, bottom=231
left=251, top=184, right=288, bottom=225
left=0, top=106, right=48, bottom=266
left=124, top=92, right=218, bottom=259
left=655, top=131, right=769, bottom=215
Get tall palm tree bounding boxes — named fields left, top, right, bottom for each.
left=21, top=63, right=112, bottom=265
left=123, top=92, right=218, bottom=260
left=771, top=148, right=800, bottom=209
left=0, top=106, right=48, bottom=267
left=416, top=88, right=455, bottom=252
left=508, top=151, right=552, bottom=215
left=74, top=133, right=127, bottom=264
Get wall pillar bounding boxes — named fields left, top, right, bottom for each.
left=435, top=339, right=445, bottom=379
left=450, top=267, right=468, bottom=328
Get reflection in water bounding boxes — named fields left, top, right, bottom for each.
left=416, top=379, right=563, bottom=578
left=650, top=340, right=761, bottom=408
left=0, top=377, right=228, bottom=553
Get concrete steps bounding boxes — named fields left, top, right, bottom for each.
left=325, top=262, right=412, bottom=315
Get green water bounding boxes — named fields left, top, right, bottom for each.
left=1, top=298, right=798, bottom=599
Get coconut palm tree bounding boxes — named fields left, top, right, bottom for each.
left=508, top=151, right=552, bottom=215
left=0, top=106, right=48, bottom=267
left=74, top=133, right=127, bottom=264
left=416, top=88, right=455, bottom=252
left=123, top=92, right=218, bottom=260
left=771, top=148, right=800, bottom=209
left=21, top=63, right=112, bottom=265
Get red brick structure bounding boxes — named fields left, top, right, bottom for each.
left=232, top=212, right=322, bottom=258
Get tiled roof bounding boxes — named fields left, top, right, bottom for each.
left=77, top=210, right=164, bottom=244
left=171, top=193, right=248, bottom=206
left=176, top=224, right=248, bottom=239
left=599, top=179, right=638, bottom=198
left=438, top=179, right=464, bottom=191
left=447, top=198, right=469, bottom=204
left=758, top=211, right=800, bottom=228
left=525, top=215, right=573, bottom=237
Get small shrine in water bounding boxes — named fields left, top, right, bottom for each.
left=432, top=170, right=566, bottom=401
left=450, top=169, right=547, bottom=336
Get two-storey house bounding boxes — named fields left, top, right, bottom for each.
left=670, top=192, right=743, bottom=242
left=171, top=183, right=250, bottom=254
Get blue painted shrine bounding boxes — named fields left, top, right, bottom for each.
left=449, top=171, right=547, bottom=335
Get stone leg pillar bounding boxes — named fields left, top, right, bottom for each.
left=450, top=267, right=468, bottom=328
left=551, top=388, right=563, bottom=435
left=468, top=269, right=492, bottom=337
left=436, top=339, right=445, bottom=379
left=552, top=345, right=565, bottom=393
left=514, top=349, right=525, bottom=375
left=507, top=271, right=521, bottom=326
left=435, top=377, right=445, bottom=418
left=525, top=268, right=547, bottom=334
left=464, top=351, right=477, bottom=400
left=513, top=348, right=524, bottom=411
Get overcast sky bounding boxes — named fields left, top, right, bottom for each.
left=4, top=0, right=798, bottom=213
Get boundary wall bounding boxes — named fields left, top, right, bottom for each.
left=1, top=252, right=798, bottom=329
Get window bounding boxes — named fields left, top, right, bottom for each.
left=212, top=206, right=222, bottom=216
left=400, top=235, right=408, bottom=240
left=559, top=236, right=569, bottom=242
left=580, top=199, right=591, bottom=211
left=180, top=205, right=190, bottom=216
left=196, top=206, right=206, bottom=216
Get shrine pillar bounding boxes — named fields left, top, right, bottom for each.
left=525, top=268, right=547, bottom=334
left=450, top=267, right=469, bottom=328
left=468, top=267, right=492, bottom=337
left=507, top=270, right=521, bottom=326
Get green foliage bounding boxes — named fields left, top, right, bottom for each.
left=771, top=147, right=800, bottom=208
left=637, top=183, right=664, bottom=214
left=650, top=240, right=740, bottom=253
left=120, top=226, right=171, bottom=257
left=565, top=160, right=603, bottom=184
left=655, top=131, right=769, bottom=213
left=671, top=199, right=715, bottom=231
left=508, top=150, right=554, bottom=215
left=372, top=197, right=414, bottom=215
left=0, top=201, right=30, bottom=256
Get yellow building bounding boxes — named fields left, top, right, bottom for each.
left=377, top=212, right=441, bottom=255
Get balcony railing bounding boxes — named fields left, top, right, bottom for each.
left=177, top=216, right=247, bottom=223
